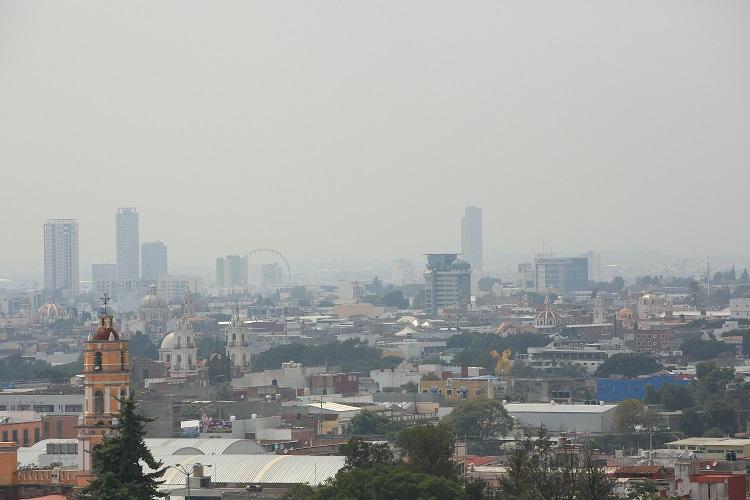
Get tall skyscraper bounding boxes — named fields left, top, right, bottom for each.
left=461, top=206, right=483, bottom=271
left=116, top=208, right=140, bottom=280
left=534, top=255, right=589, bottom=293
left=141, top=241, right=168, bottom=281
left=43, top=219, right=79, bottom=296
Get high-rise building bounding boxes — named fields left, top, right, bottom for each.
left=534, top=255, right=589, bottom=293
left=216, top=255, right=247, bottom=288
left=43, top=219, right=79, bottom=296
left=116, top=208, right=140, bottom=280
left=423, top=253, right=471, bottom=316
left=585, top=251, right=602, bottom=282
left=216, top=258, right=226, bottom=287
left=461, top=206, right=483, bottom=271
left=141, top=241, right=168, bottom=281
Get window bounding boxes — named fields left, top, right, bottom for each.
left=34, top=428, right=40, bottom=443
left=94, top=351, right=103, bottom=371
left=33, top=405, right=54, bottom=413
left=2, top=431, right=7, bottom=441
left=94, top=391, right=104, bottom=415
left=12, top=430, right=17, bottom=444
left=120, top=351, right=126, bottom=371
left=22, top=429, right=28, bottom=445
left=56, top=419, right=63, bottom=437
left=64, top=405, right=83, bottom=413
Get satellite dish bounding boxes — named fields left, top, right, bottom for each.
left=705, top=465, right=711, bottom=470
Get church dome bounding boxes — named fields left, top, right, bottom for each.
left=140, top=285, right=168, bottom=309
left=535, top=309, right=562, bottom=328
left=37, top=297, right=66, bottom=320
left=160, top=332, right=175, bottom=350
left=92, top=315, right=119, bottom=341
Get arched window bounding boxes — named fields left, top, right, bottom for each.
left=166, top=354, right=171, bottom=363
left=188, top=355, right=193, bottom=368
left=94, top=352, right=102, bottom=372
left=94, top=391, right=104, bottom=415
left=120, top=351, right=126, bottom=371
left=242, top=353, right=247, bottom=366
left=232, top=333, right=236, bottom=343
left=120, top=387, right=127, bottom=400
left=176, top=354, right=182, bottom=369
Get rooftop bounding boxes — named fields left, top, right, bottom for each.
left=504, top=403, right=618, bottom=414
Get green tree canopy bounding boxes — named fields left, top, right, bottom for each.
left=441, top=399, right=513, bottom=440
left=79, top=394, right=165, bottom=499
left=379, top=290, right=409, bottom=309
left=252, top=339, right=401, bottom=372
left=339, top=437, right=394, bottom=469
left=595, top=353, right=663, bottom=378
left=613, top=399, right=662, bottom=435
left=347, top=410, right=398, bottom=436
left=679, top=337, right=736, bottom=362
left=396, top=425, right=457, bottom=480
left=129, top=332, right=158, bottom=360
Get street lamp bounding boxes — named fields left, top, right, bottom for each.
left=169, top=463, right=212, bottom=500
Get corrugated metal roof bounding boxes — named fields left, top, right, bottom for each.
left=306, top=402, right=361, bottom=413
left=505, top=403, right=617, bottom=414
left=151, top=454, right=345, bottom=487
left=144, top=438, right=266, bottom=456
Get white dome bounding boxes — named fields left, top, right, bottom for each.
left=37, top=298, right=66, bottom=319
left=140, top=285, right=168, bottom=310
left=535, top=309, right=562, bottom=328
left=160, top=332, right=175, bottom=350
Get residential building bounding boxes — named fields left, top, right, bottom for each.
left=461, top=206, right=483, bottom=271
left=525, top=340, right=631, bottom=373
left=43, top=219, right=79, bottom=296
left=215, top=255, right=247, bottom=289
left=534, top=255, right=589, bottom=293
left=115, top=208, right=140, bottom=280
left=423, top=253, right=471, bottom=316
left=157, top=275, right=202, bottom=303
left=141, top=241, right=167, bottom=281
left=730, top=298, right=750, bottom=319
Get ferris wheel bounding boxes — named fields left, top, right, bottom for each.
left=244, top=248, right=292, bottom=286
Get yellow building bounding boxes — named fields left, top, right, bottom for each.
left=419, top=377, right=497, bottom=401
left=77, top=311, right=129, bottom=472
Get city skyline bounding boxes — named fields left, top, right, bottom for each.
left=1, top=2, right=749, bottom=273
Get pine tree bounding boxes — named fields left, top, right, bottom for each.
left=79, top=393, right=166, bottom=499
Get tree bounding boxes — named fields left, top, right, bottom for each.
left=441, top=399, right=513, bottom=440
left=679, top=409, right=706, bottom=437
left=658, top=384, right=694, bottom=411
left=340, top=437, right=394, bottom=469
left=347, top=410, right=397, bottom=436
left=129, top=332, right=158, bottom=360
left=379, top=290, right=409, bottom=309
left=299, top=465, right=467, bottom=500
left=595, top=353, right=663, bottom=378
left=614, top=399, right=661, bottom=438
left=705, top=400, right=737, bottom=435
left=611, top=277, right=625, bottom=292
left=397, top=425, right=458, bottom=480
left=703, top=427, right=724, bottom=438
left=197, top=334, right=226, bottom=359
left=679, top=337, right=735, bottom=362
left=79, top=394, right=165, bottom=499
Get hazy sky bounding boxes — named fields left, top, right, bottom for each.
left=1, top=1, right=749, bottom=275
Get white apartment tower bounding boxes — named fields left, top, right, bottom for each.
left=461, top=206, right=483, bottom=271
left=116, top=208, right=140, bottom=280
left=43, top=219, right=79, bottom=296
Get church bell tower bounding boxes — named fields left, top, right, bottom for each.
left=77, top=296, right=129, bottom=472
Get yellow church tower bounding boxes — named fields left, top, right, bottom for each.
left=77, top=296, right=129, bottom=472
